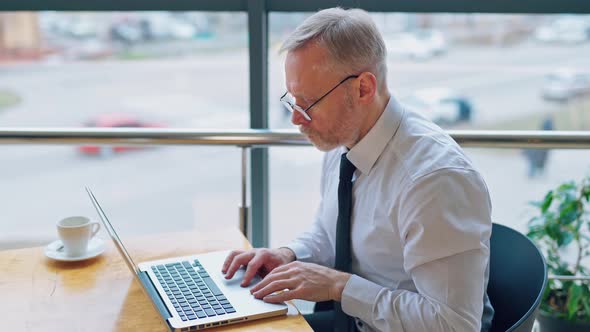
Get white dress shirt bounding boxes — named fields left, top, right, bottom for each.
left=286, top=96, right=494, bottom=332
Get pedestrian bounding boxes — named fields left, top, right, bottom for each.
left=525, top=116, right=554, bottom=178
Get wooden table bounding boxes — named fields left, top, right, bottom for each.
left=0, top=229, right=312, bottom=332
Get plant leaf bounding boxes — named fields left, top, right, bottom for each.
left=558, top=200, right=581, bottom=226
left=546, top=222, right=566, bottom=247
left=557, top=182, right=576, bottom=192
left=527, top=225, right=545, bottom=240
left=567, top=283, right=583, bottom=320
left=582, top=290, right=590, bottom=321
left=541, top=190, right=554, bottom=213
left=561, top=232, right=574, bottom=247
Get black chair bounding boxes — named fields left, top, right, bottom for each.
left=488, top=223, right=547, bottom=332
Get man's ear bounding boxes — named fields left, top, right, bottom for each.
left=358, top=72, right=377, bottom=105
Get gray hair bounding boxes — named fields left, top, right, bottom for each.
left=280, top=7, right=387, bottom=90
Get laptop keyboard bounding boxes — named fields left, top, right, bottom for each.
left=152, top=260, right=236, bottom=321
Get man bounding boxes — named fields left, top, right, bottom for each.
left=223, top=7, right=494, bottom=332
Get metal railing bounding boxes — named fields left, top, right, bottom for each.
left=3, top=128, right=590, bottom=148
left=549, top=275, right=590, bottom=281
left=3, top=128, right=590, bottom=238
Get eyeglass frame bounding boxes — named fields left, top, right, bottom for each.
left=280, top=74, right=360, bottom=121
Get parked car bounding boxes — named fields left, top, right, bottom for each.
left=63, top=39, right=112, bottom=60
left=541, top=69, right=590, bottom=102
left=77, top=114, right=165, bottom=157
left=109, top=19, right=144, bottom=45
left=385, top=29, right=447, bottom=60
left=401, top=88, right=473, bottom=125
left=138, top=12, right=197, bottom=41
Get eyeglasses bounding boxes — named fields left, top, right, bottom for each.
left=280, top=74, right=359, bottom=121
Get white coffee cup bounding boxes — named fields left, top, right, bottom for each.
left=57, top=216, right=101, bottom=257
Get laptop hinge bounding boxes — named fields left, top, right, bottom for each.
left=138, top=271, right=174, bottom=330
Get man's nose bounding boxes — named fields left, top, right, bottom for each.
left=291, top=110, right=309, bottom=126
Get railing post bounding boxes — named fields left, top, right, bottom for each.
left=248, top=0, right=269, bottom=248
left=239, top=146, right=250, bottom=240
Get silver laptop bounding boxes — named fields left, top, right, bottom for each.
left=86, top=187, right=288, bottom=331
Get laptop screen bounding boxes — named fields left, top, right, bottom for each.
left=86, top=187, right=140, bottom=276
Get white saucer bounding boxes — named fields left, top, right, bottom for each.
left=45, top=238, right=105, bottom=262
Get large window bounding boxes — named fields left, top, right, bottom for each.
left=0, top=11, right=248, bottom=242
left=1, top=10, right=589, bottom=248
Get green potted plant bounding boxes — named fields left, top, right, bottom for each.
left=527, top=175, right=590, bottom=331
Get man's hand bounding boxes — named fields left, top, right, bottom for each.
left=222, top=248, right=296, bottom=287
left=249, top=261, right=351, bottom=303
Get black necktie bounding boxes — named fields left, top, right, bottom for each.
left=334, top=153, right=356, bottom=332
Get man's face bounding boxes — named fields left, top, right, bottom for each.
left=284, top=43, right=362, bottom=151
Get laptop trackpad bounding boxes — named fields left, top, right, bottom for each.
left=220, top=267, right=262, bottom=288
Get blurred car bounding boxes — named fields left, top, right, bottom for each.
left=541, top=69, right=590, bottom=101
left=401, top=88, right=473, bottom=125
left=534, top=16, right=590, bottom=44
left=65, top=18, right=99, bottom=39
left=385, top=29, right=447, bottom=60
left=138, top=12, right=197, bottom=40
left=78, top=114, right=165, bottom=157
left=63, top=39, right=112, bottom=60
left=176, top=12, right=213, bottom=38
left=109, top=20, right=144, bottom=45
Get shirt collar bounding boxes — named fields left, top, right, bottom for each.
left=344, top=96, right=404, bottom=176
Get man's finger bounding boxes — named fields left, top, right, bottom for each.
left=267, top=260, right=297, bottom=275
left=225, top=252, right=254, bottom=279
left=222, top=250, right=244, bottom=273
left=263, top=287, right=302, bottom=303
left=250, top=270, right=292, bottom=294
left=241, top=257, right=264, bottom=287
left=253, top=279, right=296, bottom=300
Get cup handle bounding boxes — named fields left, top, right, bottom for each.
left=91, top=222, right=101, bottom=238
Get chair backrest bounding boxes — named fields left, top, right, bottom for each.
left=488, top=223, right=547, bottom=332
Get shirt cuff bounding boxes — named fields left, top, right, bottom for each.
left=283, top=241, right=313, bottom=262
left=341, top=274, right=383, bottom=324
